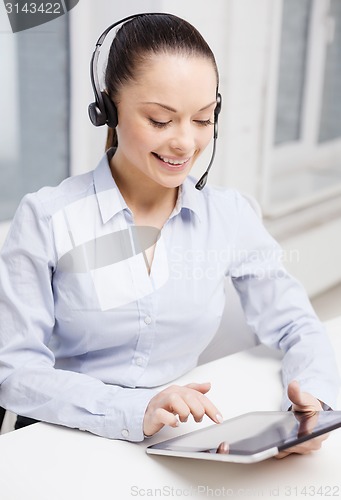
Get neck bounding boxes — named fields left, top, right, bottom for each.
left=109, top=152, right=178, bottom=218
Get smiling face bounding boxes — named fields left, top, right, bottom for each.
left=111, top=53, right=218, bottom=192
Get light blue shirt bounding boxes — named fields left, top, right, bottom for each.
left=0, top=149, right=339, bottom=441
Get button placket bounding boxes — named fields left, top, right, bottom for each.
left=131, top=294, right=156, bottom=380
left=135, top=357, right=144, bottom=366
left=134, top=314, right=152, bottom=367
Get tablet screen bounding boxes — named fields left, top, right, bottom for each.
left=147, top=411, right=341, bottom=456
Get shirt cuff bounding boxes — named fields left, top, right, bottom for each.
left=287, top=401, right=333, bottom=411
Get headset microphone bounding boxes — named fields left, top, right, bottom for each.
left=88, top=13, right=222, bottom=190
left=195, top=93, right=222, bottom=190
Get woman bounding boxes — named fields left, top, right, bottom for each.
left=0, top=13, right=339, bottom=457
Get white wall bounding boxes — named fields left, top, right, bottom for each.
left=0, top=18, right=19, bottom=164
left=2, top=0, right=340, bottom=301
left=0, top=7, right=18, bottom=249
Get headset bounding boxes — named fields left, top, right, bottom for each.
left=88, top=13, right=222, bottom=190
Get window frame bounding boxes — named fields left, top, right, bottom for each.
left=261, top=0, right=341, bottom=218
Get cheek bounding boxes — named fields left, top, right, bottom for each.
left=200, top=127, right=215, bottom=150
left=119, top=119, right=159, bottom=151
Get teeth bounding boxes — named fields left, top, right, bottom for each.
left=157, top=154, right=189, bottom=165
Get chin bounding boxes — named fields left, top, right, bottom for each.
left=157, top=174, right=188, bottom=189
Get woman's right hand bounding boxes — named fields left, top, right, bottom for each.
left=143, top=382, right=223, bottom=437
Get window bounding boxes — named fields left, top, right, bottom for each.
left=261, top=0, right=341, bottom=217
left=0, top=14, right=70, bottom=223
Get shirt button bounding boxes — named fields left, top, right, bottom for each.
left=135, top=357, right=144, bottom=366
left=144, top=315, right=152, bottom=325
left=121, top=429, right=129, bottom=438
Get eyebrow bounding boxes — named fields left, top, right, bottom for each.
left=141, top=101, right=217, bottom=113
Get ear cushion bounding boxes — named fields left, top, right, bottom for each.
left=215, top=93, right=222, bottom=116
left=213, top=93, right=222, bottom=139
left=88, top=100, right=106, bottom=126
left=101, top=92, right=118, bottom=128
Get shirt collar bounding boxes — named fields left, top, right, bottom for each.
left=175, top=176, right=204, bottom=222
left=93, top=148, right=130, bottom=224
left=93, top=148, right=204, bottom=224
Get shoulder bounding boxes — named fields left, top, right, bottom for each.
left=20, top=170, right=95, bottom=220
left=185, top=175, right=259, bottom=216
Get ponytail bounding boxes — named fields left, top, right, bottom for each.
left=105, top=127, right=118, bottom=150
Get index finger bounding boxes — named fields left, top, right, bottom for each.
left=185, top=388, right=223, bottom=424
left=185, top=382, right=211, bottom=394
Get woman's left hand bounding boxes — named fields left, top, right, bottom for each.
left=275, top=380, right=328, bottom=459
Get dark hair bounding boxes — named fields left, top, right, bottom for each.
left=104, top=13, right=219, bottom=149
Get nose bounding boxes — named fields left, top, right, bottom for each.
left=169, top=122, right=196, bottom=154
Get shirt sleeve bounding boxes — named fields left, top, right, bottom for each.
left=229, top=192, right=341, bottom=410
left=0, top=193, right=157, bottom=441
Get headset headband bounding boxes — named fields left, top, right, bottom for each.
left=89, top=13, right=166, bottom=128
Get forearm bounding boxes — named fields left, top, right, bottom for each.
left=279, top=327, right=340, bottom=411
left=0, top=365, right=157, bottom=441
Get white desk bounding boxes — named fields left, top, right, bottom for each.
left=0, top=317, right=340, bottom=500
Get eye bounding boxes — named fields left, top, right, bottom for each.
left=194, top=119, right=214, bottom=127
left=149, top=118, right=171, bottom=129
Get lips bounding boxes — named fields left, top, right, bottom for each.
left=154, top=153, right=190, bottom=165
left=152, top=152, right=191, bottom=170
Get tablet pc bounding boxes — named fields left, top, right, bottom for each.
left=146, top=411, right=341, bottom=464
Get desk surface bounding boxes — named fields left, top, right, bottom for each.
left=0, top=316, right=340, bottom=500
